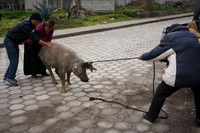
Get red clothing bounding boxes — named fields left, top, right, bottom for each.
left=27, top=22, right=54, bottom=46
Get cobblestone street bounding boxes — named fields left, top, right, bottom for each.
left=0, top=16, right=199, bottom=133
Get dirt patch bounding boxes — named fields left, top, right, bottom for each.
left=55, top=20, right=84, bottom=28
left=22, top=102, right=63, bottom=126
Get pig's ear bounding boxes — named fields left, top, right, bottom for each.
left=85, top=62, right=97, bottom=72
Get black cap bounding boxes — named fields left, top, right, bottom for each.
left=30, top=13, right=42, bottom=21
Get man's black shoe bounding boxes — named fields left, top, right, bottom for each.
left=143, top=113, right=155, bottom=123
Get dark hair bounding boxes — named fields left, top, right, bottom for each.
left=168, top=24, right=182, bottom=32
left=45, top=19, right=55, bottom=28
left=30, top=13, right=42, bottom=21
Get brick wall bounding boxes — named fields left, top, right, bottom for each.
left=81, top=0, right=115, bottom=12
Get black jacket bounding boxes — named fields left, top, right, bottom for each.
left=142, top=26, right=200, bottom=87
left=193, top=2, right=200, bottom=21
left=6, top=19, right=40, bottom=44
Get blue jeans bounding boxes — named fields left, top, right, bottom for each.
left=4, top=37, right=19, bottom=79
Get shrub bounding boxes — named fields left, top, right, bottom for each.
left=33, top=1, right=57, bottom=21
left=123, top=10, right=136, bottom=17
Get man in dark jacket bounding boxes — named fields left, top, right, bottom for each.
left=139, top=24, right=200, bottom=126
left=3, top=13, right=52, bottom=86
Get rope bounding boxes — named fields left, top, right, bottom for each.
left=92, top=57, right=139, bottom=63
left=89, top=58, right=168, bottom=119
left=89, top=97, right=146, bottom=113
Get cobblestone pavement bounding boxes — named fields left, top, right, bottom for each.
left=0, top=16, right=199, bottom=133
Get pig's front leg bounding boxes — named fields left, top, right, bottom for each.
left=67, top=72, right=71, bottom=85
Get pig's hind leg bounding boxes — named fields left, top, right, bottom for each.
left=55, top=69, right=60, bottom=78
left=43, top=62, right=57, bottom=84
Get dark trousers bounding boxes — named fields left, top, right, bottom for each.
left=4, top=37, right=19, bottom=79
left=24, top=42, right=46, bottom=75
left=147, top=81, right=200, bottom=119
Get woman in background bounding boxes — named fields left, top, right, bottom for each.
left=24, top=19, right=55, bottom=78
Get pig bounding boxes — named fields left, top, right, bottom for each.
left=38, top=42, right=96, bottom=93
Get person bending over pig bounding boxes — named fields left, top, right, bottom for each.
left=3, top=13, right=52, bottom=86
left=24, top=19, right=55, bottom=78
left=139, top=24, right=200, bottom=126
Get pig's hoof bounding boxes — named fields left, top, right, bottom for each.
left=61, top=90, right=66, bottom=93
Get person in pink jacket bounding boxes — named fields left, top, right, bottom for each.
left=24, top=19, right=55, bottom=78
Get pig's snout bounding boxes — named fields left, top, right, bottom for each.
left=81, top=78, right=89, bottom=82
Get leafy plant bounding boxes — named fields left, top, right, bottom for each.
left=33, top=1, right=57, bottom=21
left=155, top=3, right=173, bottom=11
left=123, top=10, right=136, bottom=17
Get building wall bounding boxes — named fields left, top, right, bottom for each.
left=24, top=0, right=197, bottom=11
left=25, top=0, right=42, bottom=11
left=25, top=0, right=115, bottom=12
left=81, top=0, right=115, bottom=12
left=115, top=0, right=132, bottom=6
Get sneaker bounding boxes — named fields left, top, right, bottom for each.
left=6, top=78, right=18, bottom=86
left=195, top=118, right=200, bottom=127
left=3, top=77, right=7, bottom=81
left=143, top=113, right=155, bottom=123
left=3, top=77, right=17, bottom=82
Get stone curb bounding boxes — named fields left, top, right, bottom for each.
left=0, top=12, right=193, bottom=48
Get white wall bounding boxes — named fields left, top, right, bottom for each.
left=25, top=0, right=42, bottom=11
left=81, top=0, right=115, bottom=12
left=25, top=0, right=193, bottom=11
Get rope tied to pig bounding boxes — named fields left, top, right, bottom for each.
left=91, top=57, right=139, bottom=63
